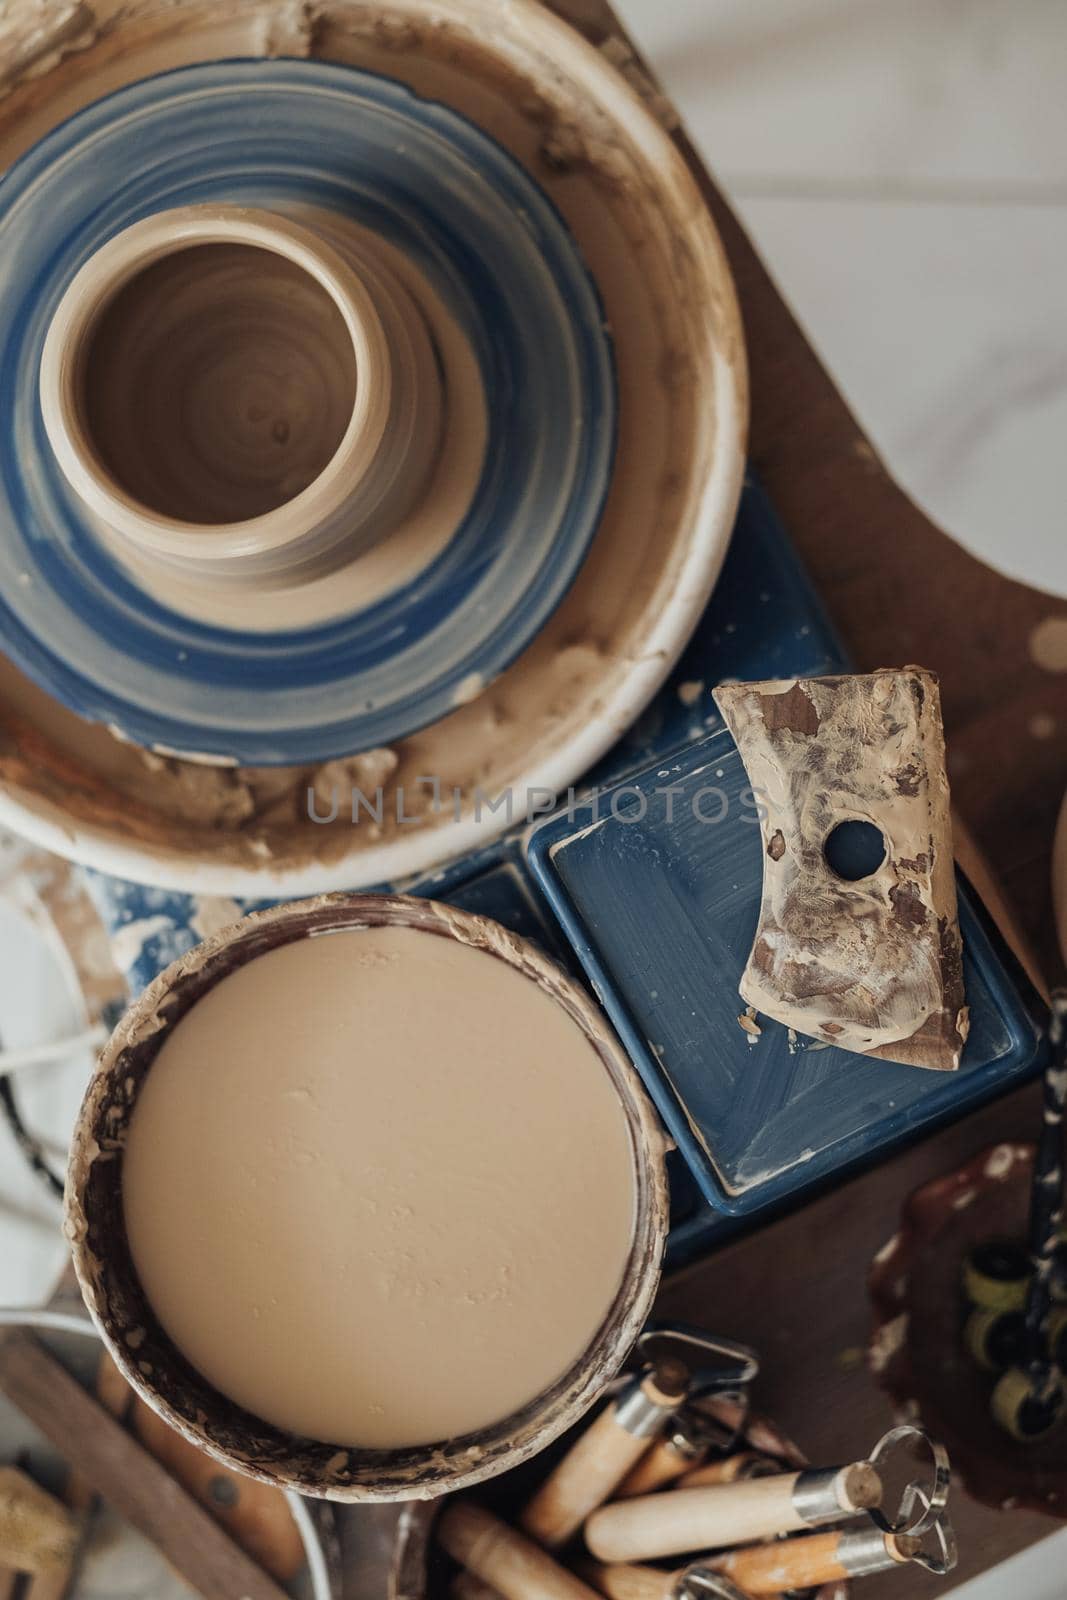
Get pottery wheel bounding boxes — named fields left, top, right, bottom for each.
left=0, top=58, right=616, bottom=762
left=0, top=0, right=745, bottom=894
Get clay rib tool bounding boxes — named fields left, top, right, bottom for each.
left=584, top=1424, right=947, bottom=1563
left=525, top=689, right=1042, bottom=1221
left=521, top=1329, right=757, bottom=1548
left=713, top=668, right=967, bottom=1069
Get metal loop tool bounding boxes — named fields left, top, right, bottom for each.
left=635, top=1325, right=760, bottom=1396
left=675, top=1392, right=752, bottom=1463
left=863, top=1422, right=951, bottom=1539
left=897, top=1483, right=957, bottom=1576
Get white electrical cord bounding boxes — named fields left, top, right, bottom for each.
left=0, top=1306, right=97, bottom=1337
left=0, top=1307, right=339, bottom=1599
left=0, top=1024, right=107, bottom=1078
left=285, top=1490, right=337, bottom=1600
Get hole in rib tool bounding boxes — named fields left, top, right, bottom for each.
left=520, top=1327, right=757, bottom=1549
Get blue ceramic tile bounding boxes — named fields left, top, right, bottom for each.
left=526, top=731, right=1044, bottom=1216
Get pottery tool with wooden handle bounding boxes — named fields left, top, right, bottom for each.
left=613, top=1410, right=737, bottom=1500
left=585, top=1493, right=956, bottom=1600
left=584, top=1524, right=936, bottom=1600
left=713, top=1527, right=930, bottom=1592
left=585, top=1422, right=949, bottom=1564
left=583, top=1528, right=911, bottom=1600
left=131, top=1398, right=306, bottom=1580
left=583, top=1460, right=882, bottom=1563
left=519, top=1364, right=689, bottom=1550
left=521, top=1328, right=757, bottom=1548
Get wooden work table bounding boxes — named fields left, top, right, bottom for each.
left=340, top=3, right=1067, bottom=1596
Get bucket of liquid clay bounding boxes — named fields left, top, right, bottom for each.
left=65, top=894, right=669, bottom=1501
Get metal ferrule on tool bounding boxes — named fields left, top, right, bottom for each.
left=520, top=1327, right=758, bottom=1550
left=789, top=1465, right=868, bottom=1526
left=834, top=1527, right=919, bottom=1577
left=614, top=1369, right=688, bottom=1440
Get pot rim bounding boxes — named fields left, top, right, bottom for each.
left=39, top=202, right=391, bottom=564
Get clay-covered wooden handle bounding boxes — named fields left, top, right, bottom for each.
left=718, top=1527, right=917, bottom=1593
